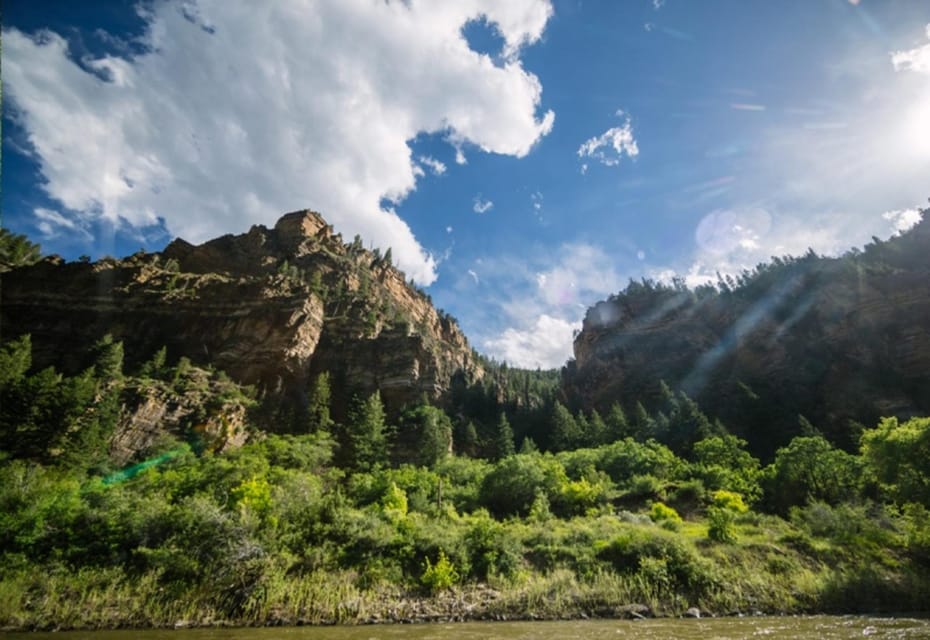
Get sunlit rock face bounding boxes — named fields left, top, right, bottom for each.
left=564, top=211, right=930, bottom=457
left=1, top=210, right=482, bottom=418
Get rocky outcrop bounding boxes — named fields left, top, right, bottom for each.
left=1, top=210, right=481, bottom=419
left=564, top=210, right=930, bottom=456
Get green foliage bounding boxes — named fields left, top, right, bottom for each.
left=763, top=436, right=861, bottom=514
left=381, top=482, right=408, bottom=522
left=860, top=416, right=930, bottom=507
left=691, top=434, right=762, bottom=504
left=397, top=404, right=452, bottom=468
left=0, top=335, right=32, bottom=389
left=307, top=372, right=335, bottom=434
left=93, top=334, right=124, bottom=380
left=491, top=412, right=515, bottom=460
left=711, top=489, right=749, bottom=513
left=707, top=506, right=737, bottom=543
left=343, top=392, right=389, bottom=472
left=0, top=229, right=41, bottom=272
left=420, top=550, right=458, bottom=593
left=650, top=501, right=683, bottom=530
left=479, top=453, right=566, bottom=518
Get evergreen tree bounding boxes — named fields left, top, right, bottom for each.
left=307, top=372, right=335, bottom=433
left=0, top=334, right=32, bottom=389
left=93, top=334, right=124, bottom=380
left=551, top=401, right=581, bottom=451
left=345, top=391, right=389, bottom=471
left=632, top=401, right=655, bottom=441
left=492, top=412, right=515, bottom=460
left=586, top=410, right=608, bottom=447
left=605, top=402, right=629, bottom=442
left=458, top=421, right=479, bottom=457
left=0, top=229, right=41, bottom=272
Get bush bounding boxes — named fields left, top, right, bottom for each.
left=707, top=506, right=737, bottom=543
left=650, top=501, right=683, bottom=531
left=421, top=550, right=458, bottom=593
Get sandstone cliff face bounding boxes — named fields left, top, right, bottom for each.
left=1, top=210, right=481, bottom=418
left=565, top=211, right=930, bottom=455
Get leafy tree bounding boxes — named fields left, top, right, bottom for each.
left=763, top=436, right=861, bottom=514
left=0, top=228, right=41, bottom=272
left=860, top=416, right=930, bottom=507
left=691, top=434, right=762, bottom=504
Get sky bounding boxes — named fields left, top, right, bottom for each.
left=3, top=0, right=930, bottom=369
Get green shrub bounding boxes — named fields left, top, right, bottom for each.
left=650, top=501, right=683, bottom=531
left=421, top=550, right=458, bottom=593
left=707, top=506, right=737, bottom=543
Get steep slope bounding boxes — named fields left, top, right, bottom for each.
left=564, top=209, right=930, bottom=457
left=0, top=210, right=481, bottom=418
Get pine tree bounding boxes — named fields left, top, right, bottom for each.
left=307, top=372, right=335, bottom=433
left=493, top=412, right=515, bottom=460
left=93, top=334, right=124, bottom=380
left=605, top=402, right=629, bottom=442
left=551, top=401, right=581, bottom=451
left=345, top=391, right=389, bottom=471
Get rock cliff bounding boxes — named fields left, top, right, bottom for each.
left=564, top=209, right=930, bottom=456
left=1, top=210, right=481, bottom=419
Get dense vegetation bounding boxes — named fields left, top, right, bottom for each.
left=1, top=333, right=929, bottom=630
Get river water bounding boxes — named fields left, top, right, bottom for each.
left=7, top=617, right=930, bottom=639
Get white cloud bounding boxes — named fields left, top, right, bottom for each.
left=33, top=207, right=92, bottom=240
left=3, top=0, right=555, bottom=285
left=473, top=195, right=494, bottom=214
left=474, top=242, right=622, bottom=368
left=418, top=155, right=447, bottom=176
left=891, top=24, right=930, bottom=74
left=652, top=0, right=665, bottom=9
left=577, top=112, right=639, bottom=168
left=883, top=208, right=923, bottom=235
left=484, top=314, right=578, bottom=370
left=467, top=268, right=479, bottom=284
left=446, top=225, right=453, bottom=234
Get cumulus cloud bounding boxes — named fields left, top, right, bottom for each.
left=891, top=24, right=930, bottom=74
left=473, top=242, right=622, bottom=368
left=2, top=0, right=555, bottom=284
left=883, top=208, right=924, bottom=235
left=473, top=195, right=494, bottom=214
left=577, top=111, right=639, bottom=168
left=484, top=314, right=577, bottom=370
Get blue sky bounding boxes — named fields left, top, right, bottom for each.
left=3, top=0, right=930, bottom=368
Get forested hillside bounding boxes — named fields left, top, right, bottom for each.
left=565, top=206, right=930, bottom=459
left=2, top=215, right=930, bottom=630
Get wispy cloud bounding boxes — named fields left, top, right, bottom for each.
left=473, top=195, right=494, bottom=214
left=2, top=0, right=556, bottom=285
left=33, top=207, right=92, bottom=240
left=730, top=103, right=766, bottom=112
left=577, top=110, right=639, bottom=169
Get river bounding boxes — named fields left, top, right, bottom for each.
left=6, top=617, right=930, bottom=639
